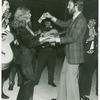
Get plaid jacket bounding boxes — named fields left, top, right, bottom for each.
left=55, top=13, right=87, bottom=64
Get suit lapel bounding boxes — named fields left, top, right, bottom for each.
left=66, top=13, right=83, bottom=35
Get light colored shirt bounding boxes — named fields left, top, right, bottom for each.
left=73, top=12, right=81, bottom=20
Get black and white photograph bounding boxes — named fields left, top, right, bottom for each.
left=1, top=0, right=98, bottom=100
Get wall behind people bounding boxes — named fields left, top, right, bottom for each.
left=9, top=0, right=98, bottom=30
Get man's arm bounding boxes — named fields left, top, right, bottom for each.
left=54, top=19, right=71, bottom=28
left=42, top=12, right=70, bottom=28
left=49, top=16, right=71, bottom=28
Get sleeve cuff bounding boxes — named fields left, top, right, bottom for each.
left=51, top=17, right=57, bottom=22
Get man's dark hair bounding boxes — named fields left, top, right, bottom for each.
left=70, top=0, right=84, bottom=11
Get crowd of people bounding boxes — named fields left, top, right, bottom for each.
left=1, top=0, right=98, bottom=100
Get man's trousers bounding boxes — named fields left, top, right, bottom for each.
left=57, top=57, right=80, bottom=100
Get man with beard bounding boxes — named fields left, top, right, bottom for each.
left=40, top=0, right=87, bottom=100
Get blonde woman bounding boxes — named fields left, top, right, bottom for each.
left=12, top=7, right=38, bottom=100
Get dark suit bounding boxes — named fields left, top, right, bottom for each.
left=79, top=28, right=98, bottom=96
left=35, top=27, right=57, bottom=84
left=54, top=13, right=87, bottom=100
left=56, top=13, right=86, bottom=64
left=13, top=27, right=39, bottom=100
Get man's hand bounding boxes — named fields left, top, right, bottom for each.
left=44, top=37, right=60, bottom=43
left=43, top=12, right=53, bottom=19
left=38, top=14, right=47, bottom=23
left=43, top=12, right=57, bottom=22
left=45, top=37, right=56, bottom=43
left=38, top=12, right=53, bottom=23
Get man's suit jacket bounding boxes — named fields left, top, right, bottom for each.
left=55, top=13, right=87, bottom=64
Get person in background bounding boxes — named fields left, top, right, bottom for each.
left=40, top=0, right=87, bottom=100
left=2, top=0, right=14, bottom=99
left=11, top=7, right=38, bottom=100
left=8, top=43, right=24, bottom=90
left=35, top=18, right=58, bottom=87
left=79, top=19, right=98, bottom=100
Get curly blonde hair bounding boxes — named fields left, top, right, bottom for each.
left=12, top=7, right=31, bottom=28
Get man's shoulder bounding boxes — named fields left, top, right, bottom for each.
left=75, top=13, right=86, bottom=21
left=79, top=13, right=86, bottom=22
left=76, top=14, right=87, bottom=27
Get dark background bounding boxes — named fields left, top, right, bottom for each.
left=8, top=0, right=98, bottom=31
